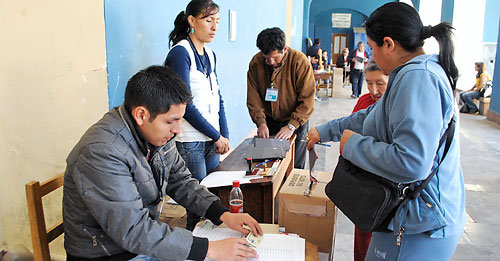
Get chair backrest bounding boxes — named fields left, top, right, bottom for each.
left=25, top=173, right=64, bottom=261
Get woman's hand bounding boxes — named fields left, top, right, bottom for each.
left=219, top=212, right=263, bottom=236
left=206, top=238, right=258, bottom=261
left=306, top=127, right=321, bottom=150
left=340, top=129, right=356, bottom=154
left=215, top=136, right=230, bottom=155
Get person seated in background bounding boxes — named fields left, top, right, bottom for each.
left=351, top=60, right=389, bottom=261
left=459, top=62, right=491, bottom=114
left=63, top=65, right=262, bottom=261
left=336, top=47, right=350, bottom=83
left=307, top=37, right=323, bottom=70
left=322, top=50, right=330, bottom=68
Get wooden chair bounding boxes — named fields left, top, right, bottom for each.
left=25, top=173, right=64, bottom=261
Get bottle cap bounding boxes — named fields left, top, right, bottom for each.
left=232, top=180, right=240, bottom=187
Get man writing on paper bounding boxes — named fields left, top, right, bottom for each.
left=247, top=27, right=315, bottom=169
left=63, top=66, right=262, bottom=261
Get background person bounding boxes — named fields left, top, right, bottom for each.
left=351, top=60, right=389, bottom=261
left=307, top=37, right=323, bottom=70
left=459, top=62, right=491, bottom=113
left=307, top=2, right=464, bottom=260
left=322, top=50, right=330, bottom=68
left=349, top=42, right=370, bottom=98
left=336, top=47, right=350, bottom=83
left=247, top=27, right=315, bottom=169
left=63, top=65, right=262, bottom=261
left=164, top=0, right=229, bottom=230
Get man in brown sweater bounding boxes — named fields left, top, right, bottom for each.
left=247, top=27, right=315, bottom=169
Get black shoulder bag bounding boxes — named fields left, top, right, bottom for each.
left=325, top=64, right=456, bottom=232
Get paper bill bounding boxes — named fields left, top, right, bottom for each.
left=246, top=231, right=262, bottom=248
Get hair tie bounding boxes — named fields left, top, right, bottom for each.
left=421, top=25, right=433, bottom=39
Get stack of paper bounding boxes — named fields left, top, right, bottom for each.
left=192, top=223, right=305, bottom=261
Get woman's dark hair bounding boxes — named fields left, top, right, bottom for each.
left=364, top=2, right=458, bottom=90
left=168, top=0, right=219, bottom=47
left=256, top=27, right=286, bottom=55
left=475, top=62, right=486, bottom=78
left=125, top=66, right=192, bottom=121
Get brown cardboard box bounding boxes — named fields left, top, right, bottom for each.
left=278, top=169, right=336, bottom=253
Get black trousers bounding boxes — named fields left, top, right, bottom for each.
left=266, top=118, right=308, bottom=169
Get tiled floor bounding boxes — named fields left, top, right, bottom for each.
left=311, top=84, right=500, bottom=260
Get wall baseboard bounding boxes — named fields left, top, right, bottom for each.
left=487, top=110, right=500, bottom=126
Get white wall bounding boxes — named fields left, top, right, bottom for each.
left=420, top=0, right=442, bottom=55
left=0, top=0, right=108, bottom=257
left=453, top=0, right=487, bottom=90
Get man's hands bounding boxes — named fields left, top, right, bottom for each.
left=306, top=127, right=321, bottom=150
left=257, top=123, right=270, bottom=139
left=275, top=125, right=294, bottom=140
left=206, top=238, right=258, bottom=261
left=204, top=213, right=263, bottom=260
left=258, top=123, right=295, bottom=140
left=215, top=136, right=230, bottom=155
left=220, top=212, right=263, bottom=236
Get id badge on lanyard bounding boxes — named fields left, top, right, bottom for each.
left=265, top=84, right=278, bottom=102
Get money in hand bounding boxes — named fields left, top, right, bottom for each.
left=246, top=231, right=262, bottom=248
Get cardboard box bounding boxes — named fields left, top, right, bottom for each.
left=332, top=68, right=344, bottom=92
left=278, top=169, right=336, bottom=253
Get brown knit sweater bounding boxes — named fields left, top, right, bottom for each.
left=246, top=47, right=315, bottom=128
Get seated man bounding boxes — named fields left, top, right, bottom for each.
left=63, top=65, right=262, bottom=261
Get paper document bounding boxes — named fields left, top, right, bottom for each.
left=192, top=223, right=305, bottom=261
left=200, top=171, right=253, bottom=188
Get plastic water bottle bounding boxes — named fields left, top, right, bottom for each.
left=229, top=180, right=244, bottom=213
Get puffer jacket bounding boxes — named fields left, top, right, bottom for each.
left=63, top=105, right=227, bottom=260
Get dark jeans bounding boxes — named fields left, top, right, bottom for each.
left=460, top=91, right=481, bottom=112
left=351, top=69, right=364, bottom=97
left=266, top=118, right=308, bottom=169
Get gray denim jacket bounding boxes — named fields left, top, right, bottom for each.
left=63, top=105, right=222, bottom=260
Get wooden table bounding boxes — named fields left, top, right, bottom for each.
left=210, top=136, right=295, bottom=223
left=314, top=71, right=333, bottom=97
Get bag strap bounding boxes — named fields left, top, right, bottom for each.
left=405, top=115, right=455, bottom=199
left=380, top=60, right=456, bottom=199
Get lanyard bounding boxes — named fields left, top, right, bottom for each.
left=187, top=37, right=213, bottom=93
left=270, top=53, right=288, bottom=89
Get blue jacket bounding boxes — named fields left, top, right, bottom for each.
left=316, top=54, right=465, bottom=238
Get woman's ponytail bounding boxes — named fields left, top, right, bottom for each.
left=169, top=11, right=189, bottom=47
left=168, top=1, right=219, bottom=48
left=429, top=22, right=459, bottom=91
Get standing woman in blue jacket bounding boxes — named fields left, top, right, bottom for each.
left=307, top=2, right=465, bottom=260
left=164, top=0, right=230, bottom=230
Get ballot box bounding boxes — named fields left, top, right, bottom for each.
left=278, top=169, right=336, bottom=253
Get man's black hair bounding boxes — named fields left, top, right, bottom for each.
left=313, top=38, right=321, bottom=45
left=256, top=27, right=286, bottom=55
left=124, top=65, right=192, bottom=121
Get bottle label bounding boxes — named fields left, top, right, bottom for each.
left=229, top=199, right=243, bottom=213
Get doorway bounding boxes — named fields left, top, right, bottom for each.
left=331, top=33, right=348, bottom=65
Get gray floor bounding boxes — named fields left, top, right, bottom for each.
left=310, top=84, right=500, bottom=260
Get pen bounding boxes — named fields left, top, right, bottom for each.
left=299, top=139, right=332, bottom=147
